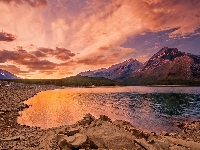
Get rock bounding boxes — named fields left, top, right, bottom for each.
left=78, top=113, right=96, bottom=126
left=99, top=115, right=112, bottom=123
left=68, top=133, right=87, bottom=148
left=84, top=121, right=139, bottom=149
left=165, top=136, right=200, bottom=150
left=65, top=127, right=80, bottom=136
left=169, top=132, right=177, bottom=136
left=113, top=120, right=134, bottom=128
left=58, top=133, right=87, bottom=149
left=130, top=128, right=149, bottom=140
left=0, top=136, right=21, bottom=141
left=151, top=139, right=170, bottom=150
left=169, top=145, right=188, bottom=150
left=161, top=131, right=169, bottom=136
left=134, top=138, right=157, bottom=150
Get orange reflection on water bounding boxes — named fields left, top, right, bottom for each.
left=17, top=88, right=132, bottom=129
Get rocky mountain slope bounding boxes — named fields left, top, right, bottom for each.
left=127, top=47, right=200, bottom=84
left=78, top=47, right=200, bottom=84
left=78, top=58, right=143, bottom=80
left=0, top=69, right=20, bottom=79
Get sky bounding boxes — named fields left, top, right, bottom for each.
left=0, top=0, right=200, bottom=79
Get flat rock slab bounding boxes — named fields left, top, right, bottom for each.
left=165, top=136, right=200, bottom=150
left=83, top=120, right=139, bottom=149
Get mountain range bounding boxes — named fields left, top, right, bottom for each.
left=0, top=69, right=20, bottom=79
left=79, top=47, right=200, bottom=85
left=78, top=58, right=143, bottom=80
left=1, top=47, right=200, bottom=85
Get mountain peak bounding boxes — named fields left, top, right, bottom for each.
left=143, top=47, right=185, bottom=70
left=0, top=69, right=21, bottom=79
left=78, top=58, right=143, bottom=80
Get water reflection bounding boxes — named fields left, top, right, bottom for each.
left=17, top=86, right=200, bottom=133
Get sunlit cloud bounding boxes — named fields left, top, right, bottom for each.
left=0, top=0, right=48, bottom=7
left=0, top=0, right=199, bottom=78
left=0, top=31, right=16, bottom=42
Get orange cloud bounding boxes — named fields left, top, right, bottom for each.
left=0, top=47, right=75, bottom=72
left=0, top=0, right=199, bottom=78
left=0, top=0, right=48, bottom=7
left=33, top=47, right=75, bottom=61
left=0, top=64, right=28, bottom=74
left=0, top=31, right=16, bottom=42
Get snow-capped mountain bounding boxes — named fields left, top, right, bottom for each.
left=78, top=58, right=143, bottom=80
left=0, top=69, right=20, bottom=79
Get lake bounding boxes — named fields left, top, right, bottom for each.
left=17, top=86, right=200, bottom=133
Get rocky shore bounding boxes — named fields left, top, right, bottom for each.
left=0, top=81, right=200, bottom=150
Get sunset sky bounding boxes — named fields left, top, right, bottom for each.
left=0, top=0, right=200, bottom=79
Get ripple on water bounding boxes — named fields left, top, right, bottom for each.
left=17, top=86, right=200, bottom=133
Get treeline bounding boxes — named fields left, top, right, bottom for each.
left=123, top=77, right=200, bottom=86
left=1, top=76, right=121, bottom=87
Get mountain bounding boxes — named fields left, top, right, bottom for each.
left=125, top=47, right=200, bottom=85
left=78, top=47, right=200, bottom=85
left=0, top=69, right=20, bottom=79
left=78, top=58, right=143, bottom=80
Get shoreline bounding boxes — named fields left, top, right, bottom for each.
left=0, top=81, right=200, bottom=149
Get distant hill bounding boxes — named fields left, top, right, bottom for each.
left=0, top=69, right=20, bottom=79
left=124, top=47, right=200, bottom=85
left=4, top=76, right=121, bottom=87
left=78, top=58, right=143, bottom=80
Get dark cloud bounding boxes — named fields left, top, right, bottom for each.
left=33, top=47, right=75, bottom=60
left=31, top=50, right=47, bottom=57
left=98, top=46, right=111, bottom=51
left=0, top=31, right=16, bottom=42
left=0, top=49, right=57, bottom=71
left=23, top=59, right=56, bottom=70
left=0, top=46, right=75, bottom=72
left=0, top=0, right=48, bottom=7
left=0, top=65, right=29, bottom=74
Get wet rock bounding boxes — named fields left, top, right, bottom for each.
left=77, top=113, right=96, bottom=126
left=99, top=115, right=112, bottom=123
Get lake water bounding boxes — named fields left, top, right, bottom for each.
left=17, top=86, right=200, bottom=133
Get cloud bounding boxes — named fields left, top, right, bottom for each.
left=0, top=31, right=16, bottom=42
left=0, top=46, right=76, bottom=78
left=76, top=50, right=126, bottom=66
left=0, top=0, right=48, bottom=7
left=51, top=19, right=69, bottom=45
left=0, top=64, right=29, bottom=74
left=0, top=49, right=57, bottom=71
left=98, top=46, right=112, bottom=51
left=32, top=47, right=75, bottom=61
left=0, top=0, right=200, bottom=78
left=66, top=0, right=200, bottom=58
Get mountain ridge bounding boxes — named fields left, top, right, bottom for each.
left=0, top=69, right=21, bottom=79
left=78, top=58, right=143, bottom=80
left=78, top=47, right=200, bottom=85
